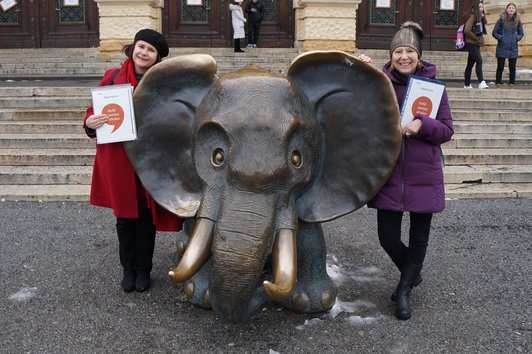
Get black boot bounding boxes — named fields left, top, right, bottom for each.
left=134, top=208, right=156, bottom=292
left=117, top=218, right=137, bottom=292
left=394, top=263, right=422, bottom=320
left=390, top=272, right=422, bottom=302
left=234, top=39, right=244, bottom=52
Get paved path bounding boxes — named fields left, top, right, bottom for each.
left=1, top=199, right=531, bottom=353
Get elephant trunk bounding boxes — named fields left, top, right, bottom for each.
left=209, top=192, right=295, bottom=323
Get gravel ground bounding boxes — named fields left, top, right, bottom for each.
left=1, top=198, right=531, bottom=353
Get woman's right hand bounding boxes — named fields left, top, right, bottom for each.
left=357, top=54, right=373, bottom=64
left=85, top=114, right=108, bottom=130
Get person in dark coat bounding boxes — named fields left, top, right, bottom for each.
left=492, top=3, right=524, bottom=89
left=83, top=29, right=183, bottom=293
left=463, top=0, right=489, bottom=89
left=361, top=22, right=454, bottom=320
left=245, top=0, right=265, bottom=48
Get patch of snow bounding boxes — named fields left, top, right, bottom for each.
left=328, top=298, right=376, bottom=318
left=346, top=314, right=386, bottom=325
left=295, top=317, right=323, bottom=330
left=9, top=287, right=38, bottom=301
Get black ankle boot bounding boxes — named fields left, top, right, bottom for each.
left=394, top=263, right=422, bottom=320
left=135, top=270, right=151, bottom=292
left=390, top=272, right=422, bottom=302
left=121, top=270, right=136, bottom=292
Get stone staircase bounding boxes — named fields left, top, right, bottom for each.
left=0, top=48, right=531, bottom=201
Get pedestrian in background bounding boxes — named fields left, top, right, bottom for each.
left=360, top=21, right=454, bottom=321
left=463, top=0, right=489, bottom=89
left=492, top=2, right=524, bottom=89
left=83, top=29, right=183, bottom=293
left=229, top=0, right=247, bottom=52
left=245, top=0, right=265, bottom=48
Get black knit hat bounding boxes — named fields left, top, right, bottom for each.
left=134, top=29, right=169, bottom=58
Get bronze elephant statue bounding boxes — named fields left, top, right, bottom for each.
left=124, top=51, right=401, bottom=323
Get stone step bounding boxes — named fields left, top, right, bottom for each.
left=453, top=121, right=532, bottom=134
left=0, top=134, right=92, bottom=149
left=0, top=165, right=92, bottom=185
left=0, top=109, right=86, bottom=121
left=0, top=184, right=90, bottom=202
left=1, top=182, right=531, bottom=202
left=0, top=48, right=299, bottom=78
left=0, top=148, right=94, bottom=166
left=446, top=87, right=532, bottom=99
left=443, top=134, right=532, bottom=149
left=441, top=148, right=532, bottom=165
left=0, top=121, right=84, bottom=134
left=445, top=182, right=532, bottom=199
left=0, top=96, right=90, bottom=109
left=444, top=165, right=532, bottom=183
left=4, top=120, right=528, bottom=135
left=449, top=99, right=532, bottom=110
left=451, top=110, right=532, bottom=122
left=0, top=86, right=92, bottom=97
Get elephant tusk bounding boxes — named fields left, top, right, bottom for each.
left=263, top=229, right=297, bottom=302
left=168, top=217, right=214, bottom=283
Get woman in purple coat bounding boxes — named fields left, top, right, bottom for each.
left=362, top=22, right=454, bottom=320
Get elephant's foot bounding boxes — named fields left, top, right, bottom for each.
left=184, top=280, right=211, bottom=309
left=182, top=260, right=212, bottom=309
left=282, top=276, right=337, bottom=313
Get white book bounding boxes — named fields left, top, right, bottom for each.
left=400, top=75, right=446, bottom=128
left=90, top=84, right=137, bottom=144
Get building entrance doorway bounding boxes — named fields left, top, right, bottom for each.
left=356, top=0, right=472, bottom=51
left=0, top=0, right=98, bottom=48
left=164, top=0, right=294, bottom=47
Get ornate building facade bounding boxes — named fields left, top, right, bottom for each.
left=0, top=0, right=529, bottom=63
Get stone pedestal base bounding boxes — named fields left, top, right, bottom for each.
left=95, top=0, right=164, bottom=57
left=294, top=0, right=362, bottom=52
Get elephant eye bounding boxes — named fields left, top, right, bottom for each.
left=212, top=148, right=225, bottom=167
left=291, top=150, right=303, bottom=169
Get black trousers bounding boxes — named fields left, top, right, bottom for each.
left=247, top=21, right=261, bottom=45
left=116, top=208, right=156, bottom=272
left=496, top=57, right=517, bottom=85
left=377, top=209, right=433, bottom=268
left=464, top=43, right=484, bottom=85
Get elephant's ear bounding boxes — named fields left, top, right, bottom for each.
left=288, top=50, right=401, bottom=222
left=124, top=54, right=217, bottom=217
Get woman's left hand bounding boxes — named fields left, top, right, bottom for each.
left=404, top=118, right=422, bottom=138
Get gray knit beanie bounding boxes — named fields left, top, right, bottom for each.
left=389, top=22, right=424, bottom=58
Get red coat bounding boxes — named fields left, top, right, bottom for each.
left=83, top=58, right=183, bottom=232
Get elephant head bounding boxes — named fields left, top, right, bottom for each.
left=124, top=51, right=401, bottom=323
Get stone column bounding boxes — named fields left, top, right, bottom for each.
left=483, top=1, right=531, bottom=66
left=94, top=0, right=164, bottom=56
left=293, top=0, right=363, bottom=52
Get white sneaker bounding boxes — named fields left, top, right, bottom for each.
left=246, top=44, right=253, bottom=48
left=253, top=44, right=257, bottom=48
left=478, top=81, right=489, bottom=89
left=464, top=84, right=473, bottom=89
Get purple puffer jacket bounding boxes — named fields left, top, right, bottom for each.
left=367, top=61, right=454, bottom=213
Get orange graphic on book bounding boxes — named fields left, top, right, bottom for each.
left=102, top=103, right=125, bottom=133
left=411, top=96, right=432, bottom=117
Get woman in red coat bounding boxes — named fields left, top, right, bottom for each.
left=83, top=29, right=182, bottom=293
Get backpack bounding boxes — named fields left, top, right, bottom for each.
left=455, top=24, right=465, bottom=50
